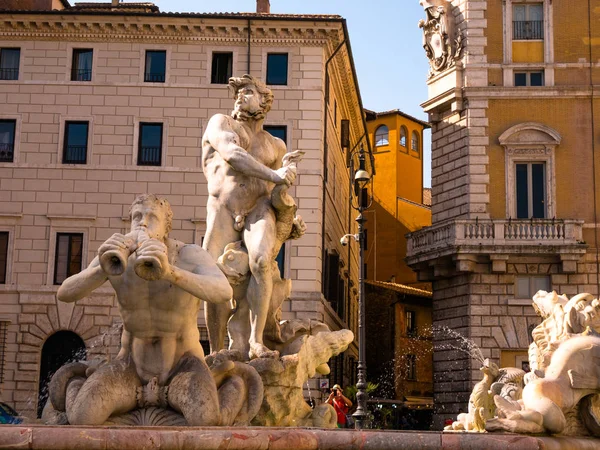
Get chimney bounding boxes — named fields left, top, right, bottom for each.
left=112, top=0, right=119, bottom=6
left=256, top=0, right=270, bottom=13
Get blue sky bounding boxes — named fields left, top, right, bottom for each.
left=153, top=0, right=432, bottom=186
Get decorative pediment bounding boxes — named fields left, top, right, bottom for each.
left=418, top=0, right=463, bottom=79
left=499, top=122, right=561, bottom=147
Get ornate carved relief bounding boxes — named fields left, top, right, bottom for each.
left=418, top=0, right=463, bottom=78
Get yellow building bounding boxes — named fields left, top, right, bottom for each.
left=408, top=0, right=600, bottom=428
left=363, top=110, right=433, bottom=417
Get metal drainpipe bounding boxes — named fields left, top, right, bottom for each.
left=320, top=38, right=347, bottom=299
left=588, top=0, right=599, bottom=294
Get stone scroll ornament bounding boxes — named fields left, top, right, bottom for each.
left=418, top=0, right=464, bottom=78
left=446, top=291, right=600, bottom=437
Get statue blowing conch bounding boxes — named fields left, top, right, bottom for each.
left=447, top=290, right=600, bottom=437
left=44, top=75, right=353, bottom=427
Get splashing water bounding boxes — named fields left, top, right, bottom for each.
left=431, top=326, right=485, bottom=365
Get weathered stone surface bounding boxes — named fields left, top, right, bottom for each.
left=2, top=426, right=600, bottom=450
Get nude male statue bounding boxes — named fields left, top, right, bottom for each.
left=202, top=74, right=298, bottom=359
left=55, top=194, right=249, bottom=426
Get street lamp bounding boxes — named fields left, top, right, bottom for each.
left=341, top=145, right=373, bottom=430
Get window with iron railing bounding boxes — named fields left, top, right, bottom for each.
left=513, top=4, right=544, bottom=40
left=144, top=50, right=166, bottom=83
left=63, top=121, right=88, bottom=164
left=71, top=49, right=93, bottom=81
left=0, top=48, right=20, bottom=81
left=0, top=120, right=16, bottom=163
left=138, top=123, right=163, bottom=166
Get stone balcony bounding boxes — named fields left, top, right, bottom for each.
left=406, top=219, right=587, bottom=277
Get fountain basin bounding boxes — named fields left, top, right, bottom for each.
left=1, top=426, right=599, bottom=450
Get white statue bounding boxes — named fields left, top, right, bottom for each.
left=47, top=194, right=263, bottom=426
left=201, top=74, right=305, bottom=360
left=473, top=291, right=600, bottom=436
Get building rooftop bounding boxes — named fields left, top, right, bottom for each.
left=365, top=108, right=431, bottom=129
left=365, top=280, right=432, bottom=298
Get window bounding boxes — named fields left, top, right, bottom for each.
left=0, top=48, right=20, bottom=80
left=400, top=126, right=407, bottom=147
left=54, top=233, right=83, bottom=285
left=374, top=125, right=389, bottom=147
left=513, top=4, right=543, bottom=40
left=0, top=120, right=16, bottom=163
left=63, top=121, right=88, bottom=164
left=406, top=354, right=417, bottom=381
left=515, top=71, right=544, bottom=86
left=71, top=49, right=93, bottom=81
left=516, top=162, right=546, bottom=218
left=264, top=125, right=287, bottom=143
left=406, top=310, right=416, bottom=337
left=211, top=52, right=233, bottom=84
left=0, top=321, right=7, bottom=383
left=138, top=123, right=163, bottom=166
left=515, top=275, right=550, bottom=299
left=411, top=131, right=420, bottom=155
left=266, top=53, right=288, bottom=85
left=275, top=245, right=285, bottom=279
left=500, top=123, right=559, bottom=219
left=0, top=232, right=8, bottom=284
left=144, top=50, right=166, bottom=83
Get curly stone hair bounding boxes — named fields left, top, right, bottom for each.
left=229, top=74, right=274, bottom=119
left=129, top=194, right=173, bottom=235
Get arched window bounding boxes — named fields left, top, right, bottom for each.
left=400, top=126, right=407, bottom=147
left=411, top=131, right=420, bottom=154
left=374, top=125, right=389, bottom=147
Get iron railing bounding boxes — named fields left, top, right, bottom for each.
left=513, top=20, right=544, bottom=40
left=144, top=72, right=165, bottom=83
left=63, top=145, right=87, bottom=164
left=0, top=68, right=18, bottom=80
left=138, top=146, right=161, bottom=166
left=0, top=143, right=13, bottom=162
left=71, top=68, right=92, bottom=81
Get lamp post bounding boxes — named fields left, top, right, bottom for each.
left=342, top=146, right=372, bottom=430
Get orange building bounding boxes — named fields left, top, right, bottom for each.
left=364, top=110, right=433, bottom=418
left=364, top=109, right=431, bottom=285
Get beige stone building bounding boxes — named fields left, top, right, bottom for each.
left=0, top=0, right=371, bottom=417
left=407, top=0, right=600, bottom=428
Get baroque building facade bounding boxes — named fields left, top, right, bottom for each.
left=0, top=1, right=370, bottom=416
left=408, top=0, right=600, bottom=428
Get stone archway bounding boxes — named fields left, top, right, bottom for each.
left=37, top=330, right=86, bottom=418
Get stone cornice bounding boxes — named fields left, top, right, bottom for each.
left=0, top=16, right=341, bottom=46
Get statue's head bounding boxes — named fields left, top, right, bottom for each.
left=229, top=74, right=274, bottom=121
left=129, top=194, right=173, bottom=239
